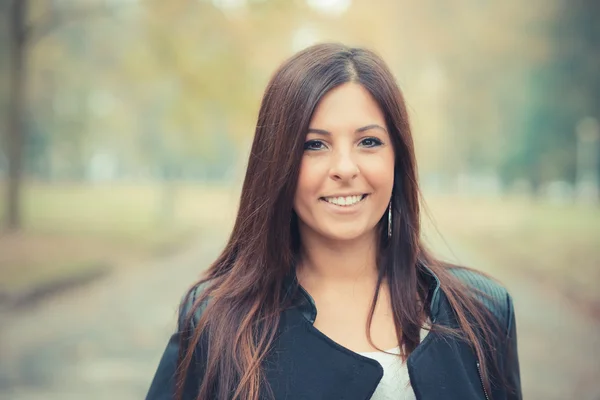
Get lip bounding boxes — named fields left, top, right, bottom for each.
left=320, top=193, right=368, bottom=198
left=319, top=194, right=369, bottom=214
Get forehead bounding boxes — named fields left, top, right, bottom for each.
left=309, top=83, right=386, bottom=131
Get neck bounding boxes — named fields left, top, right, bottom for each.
left=296, top=227, right=380, bottom=290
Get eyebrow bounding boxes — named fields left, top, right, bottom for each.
left=307, top=124, right=388, bottom=135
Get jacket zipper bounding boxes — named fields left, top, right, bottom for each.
left=476, top=361, right=490, bottom=400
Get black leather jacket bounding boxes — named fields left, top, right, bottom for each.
left=146, top=266, right=522, bottom=400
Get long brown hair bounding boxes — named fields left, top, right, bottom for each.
left=175, top=43, right=501, bottom=400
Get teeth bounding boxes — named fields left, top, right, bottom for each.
left=323, top=195, right=364, bottom=206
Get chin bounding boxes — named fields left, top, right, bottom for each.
left=322, top=227, right=369, bottom=242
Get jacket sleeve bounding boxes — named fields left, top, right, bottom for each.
left=504, top=293, right=522, bottom=400
left=145, top=286, right=204, bottom=400
left=145, top=331, right=183, bottom=400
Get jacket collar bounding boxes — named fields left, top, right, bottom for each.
left=284, top=263, right=442, bottom=324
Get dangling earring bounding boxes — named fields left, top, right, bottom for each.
left=387, top=201, right=392, bottom=238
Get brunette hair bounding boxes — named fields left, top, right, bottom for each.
left=175, top=43, right=501, bottom=400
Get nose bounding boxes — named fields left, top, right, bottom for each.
left=329, top=149, right=359, bottom=182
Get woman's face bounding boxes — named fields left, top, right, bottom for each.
left=294, top=82, right=395, bottom=243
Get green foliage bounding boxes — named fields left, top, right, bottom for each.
left=2, top=0, right=598, bottom=187
left=500, top=0, right=600, bottom=186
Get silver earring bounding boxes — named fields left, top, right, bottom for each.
left=387, top=201, right=392, bottom=238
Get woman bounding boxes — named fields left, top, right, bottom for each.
left=146, top=43, right=521, bottom=400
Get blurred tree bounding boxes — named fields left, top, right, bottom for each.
left=5, top=0, right=593, bottom=210
left=553, top=0, right=600, bottom=192
left=4, top=0, right=27, bottom=232
left=0, top=3, right=9, bottom=174
left=501, top=0, right=599, bottom=193
left=3, top=0, right=118, bottom=231
left=422, top=0, right=556, bottom=182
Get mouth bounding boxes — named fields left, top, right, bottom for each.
left=319, top=194, right=368, bottom=207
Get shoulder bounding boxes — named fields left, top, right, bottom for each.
left=179, top=280, right=213, bottom=330
left=448, top=267, right=514, bottom=333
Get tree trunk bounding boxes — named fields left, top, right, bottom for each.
left=5, top=0, right=27, bottom=231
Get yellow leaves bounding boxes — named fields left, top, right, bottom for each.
left=20, top=0, right=567, bottom=174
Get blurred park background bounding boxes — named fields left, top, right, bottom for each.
left=0, top=0, right=599, bottom=399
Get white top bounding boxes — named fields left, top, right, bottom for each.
left=358, top=328, right=429, bottom=400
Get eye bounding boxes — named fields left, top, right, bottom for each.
left=304, top=140, right=327, bottom=151
left=360, top=137, right=383, bottom=148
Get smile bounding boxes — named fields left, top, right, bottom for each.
left=320, top=194, right=368, bottom=206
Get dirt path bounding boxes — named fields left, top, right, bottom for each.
left=0, top=233, right=227, bottom=400
left=1, top=233, right=599, bottom=399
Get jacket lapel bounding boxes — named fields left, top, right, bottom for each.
left=263, top=308, right=383, bottom=400
left=407, top=331, right=487, bottom=400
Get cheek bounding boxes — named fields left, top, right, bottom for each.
left=294, top=160, right=320, bottom=205
left=364, top=154, right=395, bottom=191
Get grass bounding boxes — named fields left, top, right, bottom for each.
left=0, top=182, right=239, bottom=296
left=424, top=195, right=600, bottom=312
left=2, top=183, right=598, bottom=312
